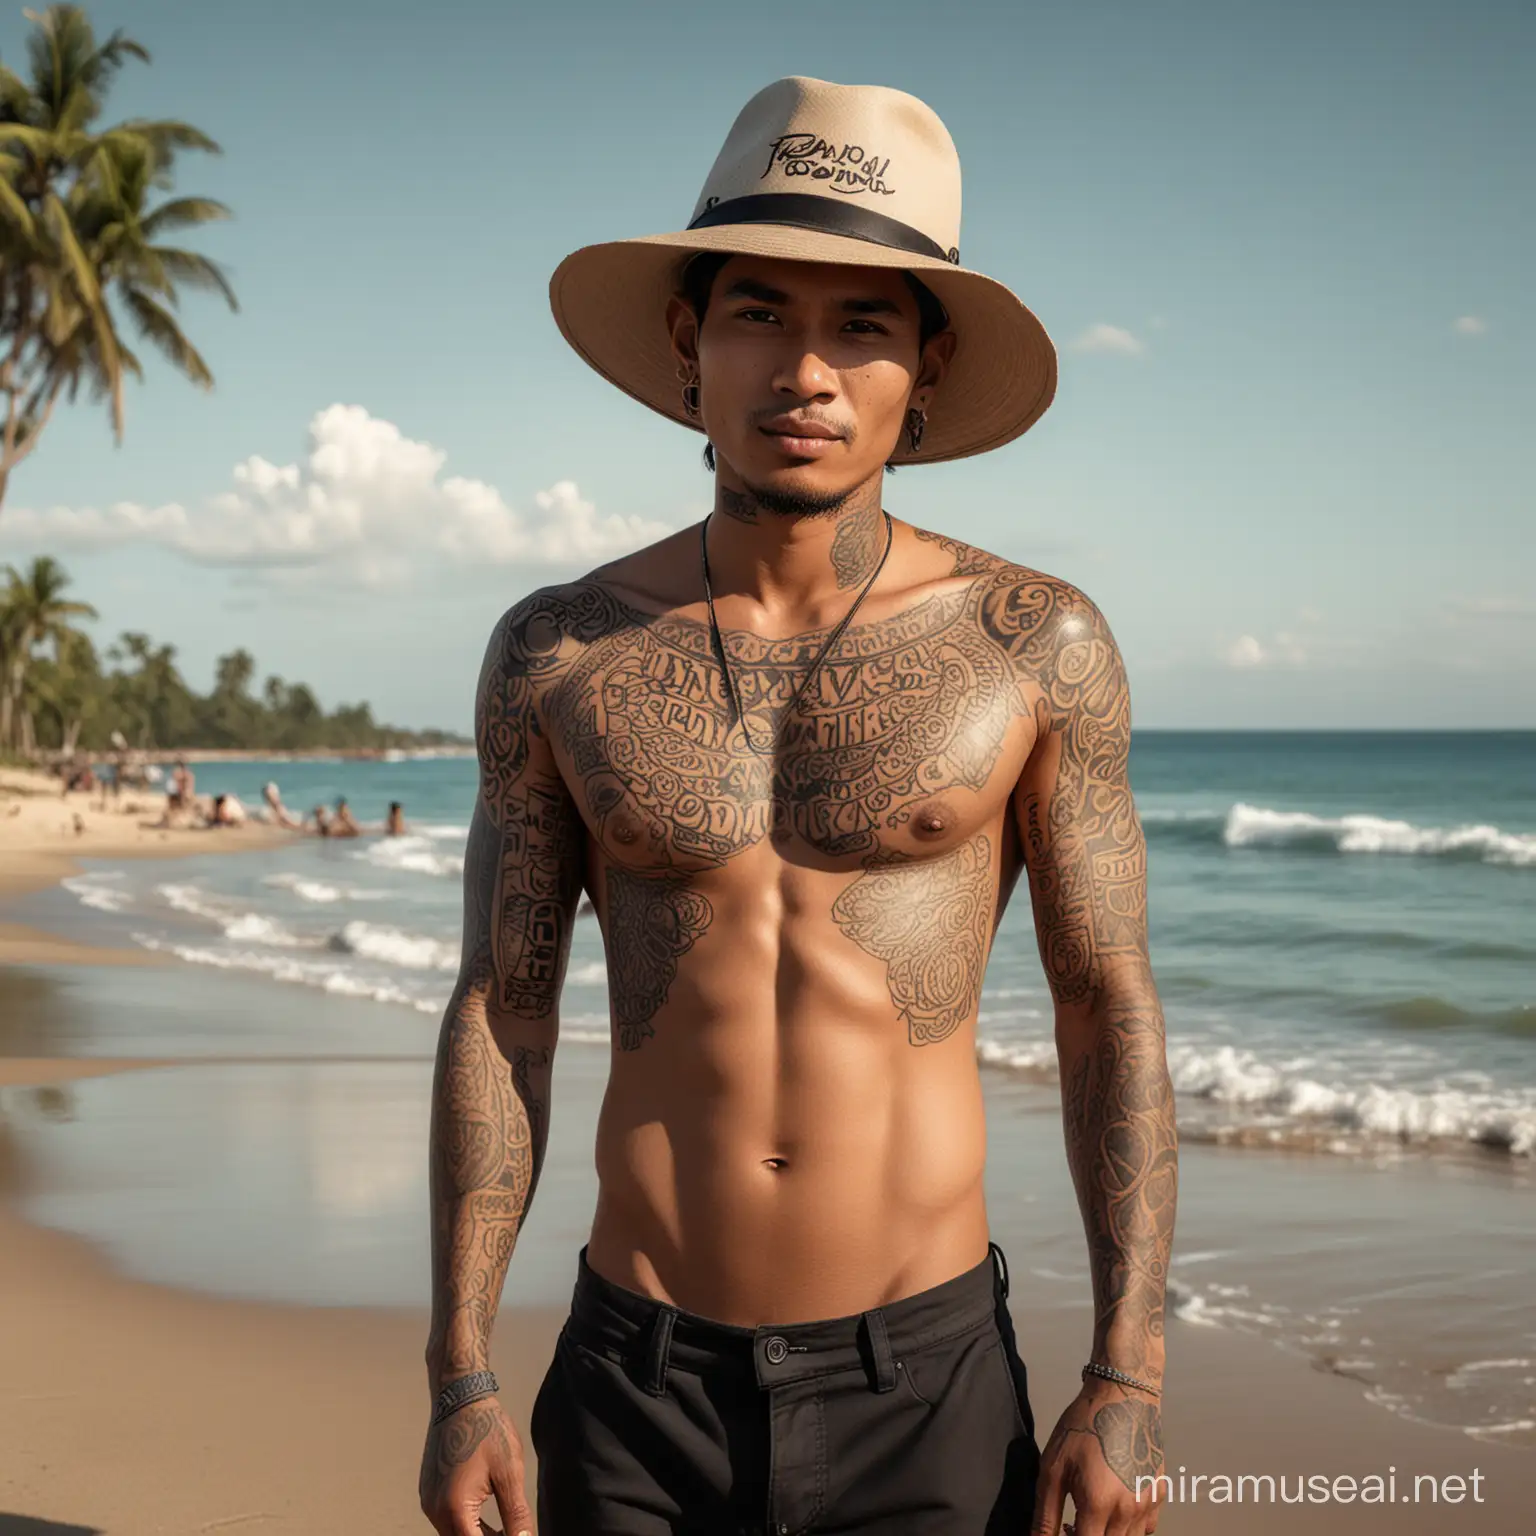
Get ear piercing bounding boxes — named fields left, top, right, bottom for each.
left=906, top=405, right=927, bottom=453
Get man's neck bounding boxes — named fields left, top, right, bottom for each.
left=706, top=471, right=888, bottom=619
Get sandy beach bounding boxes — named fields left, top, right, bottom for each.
left=2, top=764, right=1532, bottom=1533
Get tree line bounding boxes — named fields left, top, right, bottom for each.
left=1, top=554, right=465, bottom=757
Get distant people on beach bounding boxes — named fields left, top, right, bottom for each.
left=385, top=800, right=406, bottom=836
left=261, top=781, right=302, bottom=829
left=331, top=797, right=361, bottom=838
left=210, top=793, right=246, bottom=827
left=168, top=760, right=195, bottom=812
left=310, top=804, right=332, bottom=837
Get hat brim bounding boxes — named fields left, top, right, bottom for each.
left=548, top=224, right=1057, bottom=465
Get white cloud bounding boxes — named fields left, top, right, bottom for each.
left=1226, top=630, right=1308, bottom=669
left=1453, top=315, right=1488, bottom=336
left=1227, top=635, right=1267, bottom=668
left=4, top=404, right=672, bottom=587
left=1071, top=323, right=1145, bottom=356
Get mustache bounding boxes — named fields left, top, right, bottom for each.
left=749, top=406, right=857, bottom=443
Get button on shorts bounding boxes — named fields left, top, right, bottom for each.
left=529, top=1239, right=1040, bottom=1534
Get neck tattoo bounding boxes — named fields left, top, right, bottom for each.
left=699, top=508, right=895, bottom=758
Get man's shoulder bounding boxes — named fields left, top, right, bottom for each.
left=906, top=523, right=1104, bottom=635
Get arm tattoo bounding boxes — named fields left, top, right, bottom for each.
left=425, top=596, right=583, bottom=1391
left=985, top=571, right=1178, bottom=1380
left=605, top=864, right=713, bottom=1050
left=832, top=837, right=993, bottom=1045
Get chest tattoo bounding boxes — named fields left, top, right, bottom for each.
left=832, top=836, right=994, bottom=1045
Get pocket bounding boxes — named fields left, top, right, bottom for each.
left=895, top=1353, right=935, bottom=1408
left=896, top=1321, right=995, bottom=1410
left=990, top=1333, right=1033, bottom=1440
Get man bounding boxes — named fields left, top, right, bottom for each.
left=420, top=76, right=1176, bottom=1536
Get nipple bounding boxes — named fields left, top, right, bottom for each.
left=911, top=800, right=953, bottom=838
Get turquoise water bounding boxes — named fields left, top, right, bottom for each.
left=65, top=731, right=1535, bottom=1162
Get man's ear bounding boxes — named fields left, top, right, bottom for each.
left=666, top=294, right=701, bottom=375
left=913, top=328, right=957, bottom=405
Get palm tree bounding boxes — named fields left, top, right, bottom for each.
left=0, top=553, right=96, bottom=754
left=0, top=4, right=236, bottom=518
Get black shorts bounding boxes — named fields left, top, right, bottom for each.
left=529, top=1240, right=1040, bottom=1535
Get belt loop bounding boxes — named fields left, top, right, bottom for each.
left=989, top=1240, right=1010, bottom=1301
left=862, top=1308, right=897, bottom=1393
left=642, top=1305, right=676, bottom=1397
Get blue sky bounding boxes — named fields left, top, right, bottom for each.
left=2, top=0, right=1530, bottom=729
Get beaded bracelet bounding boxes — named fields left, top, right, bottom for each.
left=1082, top=1360, right=1162, bottom=1397
left=430, top=1369, right=500, bottom=1426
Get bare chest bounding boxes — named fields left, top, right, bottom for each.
left=542, top=604, right=1033, bottom=871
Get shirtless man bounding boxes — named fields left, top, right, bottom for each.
left=421, top=77, right=1176, bottom=1536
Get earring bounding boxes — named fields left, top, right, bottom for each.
left=681, top=377, right=701, bottom=418
left=906, top=405, right=927, bottom=454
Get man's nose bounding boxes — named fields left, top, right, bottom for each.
left=773, top=344, right=838, bottom=401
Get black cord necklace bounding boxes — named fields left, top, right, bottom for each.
left=700, top=507, right=894, bottom=757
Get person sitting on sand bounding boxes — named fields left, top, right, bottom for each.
left=261, top=780, right=301, bottom=829
left=384, top=800, right=406, bottom=836
left=209, top=793, right=246, bottom=828
left=309, top=804, right=332, bottom=837
left=330, top=796, right=361, bottom=838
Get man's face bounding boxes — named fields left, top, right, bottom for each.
left=669, top=255, right=950, bottom=508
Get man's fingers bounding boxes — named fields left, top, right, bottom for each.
left=490, top=1469, right=534, bottom=1536
left=1065, top=1499, right=1109, bottom=1536
left=1030, top=1468, right=1069, bottom=1536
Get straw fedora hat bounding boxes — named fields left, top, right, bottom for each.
left=548, top=76, right=1057, bottom=465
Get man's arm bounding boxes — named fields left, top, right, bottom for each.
left=984, top=571, right=1176, bottom=1524
left=424, top=604, right=586, bottom=1397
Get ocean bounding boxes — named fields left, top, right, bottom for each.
left=12, top=729, right=1536, bottom=1444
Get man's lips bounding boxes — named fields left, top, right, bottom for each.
left=758, top=417, right=845, bottom=454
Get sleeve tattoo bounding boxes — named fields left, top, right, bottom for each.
left=988, top=574, right=1178, bottom=1388
left=425, top=598, right=585, bottom=1391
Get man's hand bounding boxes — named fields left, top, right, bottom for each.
left=1030, top=1380, right=1166, bottom=1536
left=418, top=1395, right=533, bottom=1536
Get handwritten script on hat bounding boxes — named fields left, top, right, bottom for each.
left=761, top=134, right=896, bottom=196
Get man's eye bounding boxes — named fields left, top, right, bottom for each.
left=738, top=308, right=778, bottom=324
left=844, top=319, right=887, bottom=334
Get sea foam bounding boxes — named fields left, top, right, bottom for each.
left=1223, top=803, right=1536, bottom=866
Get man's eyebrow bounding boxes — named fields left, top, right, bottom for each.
left=722, top=278, right=791, bottom=304
left=840, top=296, right=906, bottom=318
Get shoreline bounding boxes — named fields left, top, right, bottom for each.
left=1, top=764, right=297, bottom=962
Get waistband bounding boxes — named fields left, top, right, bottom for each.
left=563, top=1240, right=1012, bottom=1397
